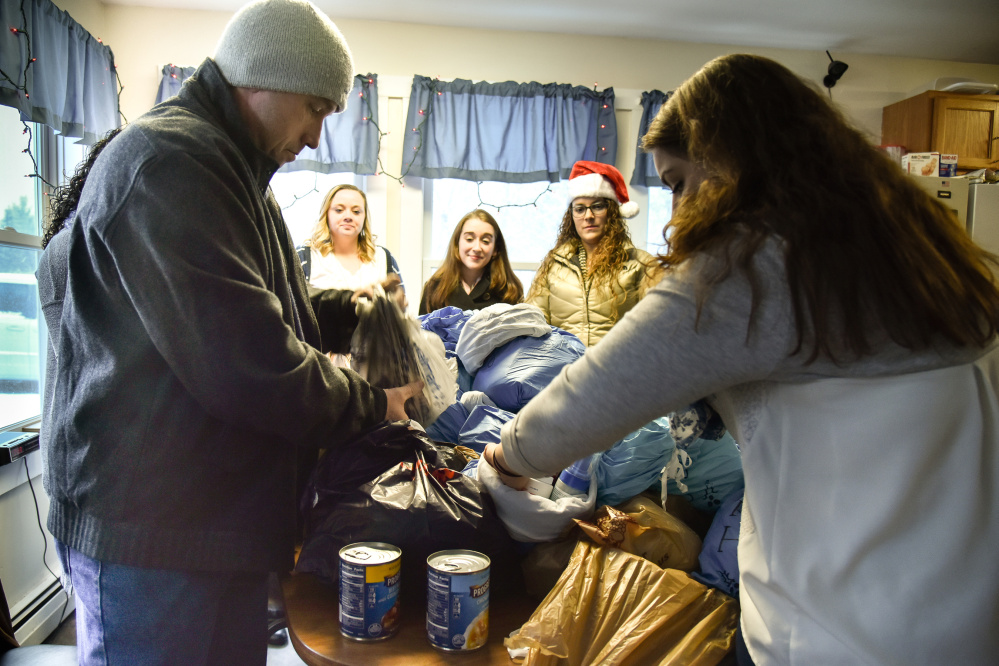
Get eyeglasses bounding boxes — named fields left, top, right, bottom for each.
left=571, top=201, right=609, bottom=217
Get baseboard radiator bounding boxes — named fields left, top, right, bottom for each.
left=12, top=578, right=74, bottom=646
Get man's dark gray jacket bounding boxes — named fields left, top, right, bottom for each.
left=44, top=58, right=386, bottom=573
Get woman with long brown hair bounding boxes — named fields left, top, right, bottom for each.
left=418, top=209, right=523, bottom=315
left=487, top=54, right=999, bottom=663
left=527, top=161, right=660, bottom=346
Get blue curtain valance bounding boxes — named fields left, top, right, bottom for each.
left=154, top=63, right=195, bottom=105
left=281, top=73, right=379, bottom=175
left=631, top=89, right=672, bottom=188
left=402, top=75, right=617, bottom=184
left=0, top=0, right=119, bottom=143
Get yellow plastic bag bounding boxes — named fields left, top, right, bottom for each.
left=506, top=541, right=738, bottom=665
left=575, top=495, right=703, bottom=572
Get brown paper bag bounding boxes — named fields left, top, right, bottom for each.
left=575, top=495, right=703, bottom=572
left=506, top=541, right=738, bottom=665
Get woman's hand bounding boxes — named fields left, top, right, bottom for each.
left=383, top=380, right=423, bottom=422
left=483, top=444, right=530, bottom=490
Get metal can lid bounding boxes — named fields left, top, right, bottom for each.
left=339, top=542, right=401, bottom=565
left=427, top=549, right=491, bottom=574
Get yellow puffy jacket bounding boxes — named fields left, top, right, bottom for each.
left=527, top=242, right=660, bottom=347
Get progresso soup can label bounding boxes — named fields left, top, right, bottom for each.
left=338, top=542, right=401, bottom=641
left=426, top=549, right=490, bottom=652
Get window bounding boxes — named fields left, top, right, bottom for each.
left=270, top=170, right=359, bottom=247
left=0, top=107, right=44, bottom=426
left=0, top=106, right=89, bottom=428
left=425, top=179, right=568, bottom=291
left=646, top=187, right=673, bottom=255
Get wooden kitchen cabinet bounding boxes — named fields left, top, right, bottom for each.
left=882, top=91, right=999, bottom=170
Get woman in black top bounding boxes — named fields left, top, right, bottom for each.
left=419, top=209, right=523, bottom=315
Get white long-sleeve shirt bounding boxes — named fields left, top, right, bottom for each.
left=501, top=238, right=983, bottom=477
left=500, top=237, right=998, bottom=663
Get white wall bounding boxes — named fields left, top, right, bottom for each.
left=51, top=1, right=999, bottom=299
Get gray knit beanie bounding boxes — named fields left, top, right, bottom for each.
left=214, top=0, right=355, bottom=111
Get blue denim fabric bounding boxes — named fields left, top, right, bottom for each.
left=57, top=541, right=268, bottom=666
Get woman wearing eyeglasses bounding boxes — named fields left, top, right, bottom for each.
left=526, top=161, right=661, bottom=346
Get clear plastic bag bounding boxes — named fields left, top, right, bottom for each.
left=351, top=291, right=457, bottom=426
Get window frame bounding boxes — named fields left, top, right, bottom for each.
left=0, top=120, right=79, bottom=431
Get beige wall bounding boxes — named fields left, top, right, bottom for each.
left=49, top=2, right=999, bottom=299
left=78, top=5, right=999, bottom=141
left=51, top=0, right=105, bottom=39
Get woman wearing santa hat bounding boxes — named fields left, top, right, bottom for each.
left=526, top=161, right=661, bottom=346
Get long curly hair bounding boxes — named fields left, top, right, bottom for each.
left=640, top=53, right=999, bottom=362
left=421, top=209, right=523, bottom=312
left=528, top=198, right=639, bottom=305
left=307, top=184, right=376, bottom=262
left=43, top=127, right=122, bottom=249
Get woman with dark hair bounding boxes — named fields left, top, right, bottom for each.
left=38, top=128, right=122, bottom=430
left=527, top=161, right=660, bottom=346
left=42, top=128, right=122, bottom=249
left=487, top=54, right=999, bottom=663
left=418, top=209, right=523, bottom=315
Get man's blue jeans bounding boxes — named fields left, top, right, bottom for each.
left=56, top=541, right=268, bottom=665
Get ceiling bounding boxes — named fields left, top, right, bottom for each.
left=102, top=0, right=999, bottom=66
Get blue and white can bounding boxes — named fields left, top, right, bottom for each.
left=426, top=549, right=490, bottom=651
left=338, top=542, right=401, bottom=641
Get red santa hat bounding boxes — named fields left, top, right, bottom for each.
left=567, top=161, right=639, bottom=219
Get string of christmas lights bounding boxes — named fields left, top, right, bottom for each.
left=354, top=75, right=560, bottom=212
left=474, top=181, right=556, bottom=212
left=355, top=74, right=439, bottom=189
left=280, top=171, right=320, bottom=211
left=3, top=0, right=124, bottom=193
left=19, top=122, right=52, bottom=187
left=3, top=0, right=50, bottom=188
left=1, top=1, right=34, bottom=96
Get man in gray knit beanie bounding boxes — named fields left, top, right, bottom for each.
left=214, top=0, right=354, bottom=114
left=45, top=0, right=419, bottom=663
left=213, top=0, right=355, bottom=166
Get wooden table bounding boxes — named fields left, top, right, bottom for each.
left=281, top=572, right=538, bottom=665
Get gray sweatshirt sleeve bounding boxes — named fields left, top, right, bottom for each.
left=499, top=240, right=796, bottom=478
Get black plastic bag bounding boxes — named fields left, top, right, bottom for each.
left=297, top=420, right=466, bottom=519
left=296, top=421, right=522, bottom=602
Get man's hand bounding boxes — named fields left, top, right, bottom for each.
left=351, top=274, right=407, bottom=311
left=383, top=380, right=423, bottom=422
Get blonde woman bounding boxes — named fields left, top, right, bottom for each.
left=297, top=184, right=403, bottom=293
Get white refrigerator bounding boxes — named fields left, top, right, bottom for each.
left=967, top=182, right=999, bottom=255
left=910, top=176, right=999, bottom=255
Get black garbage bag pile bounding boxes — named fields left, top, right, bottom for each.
left=296, top=421, right=522, bottom=603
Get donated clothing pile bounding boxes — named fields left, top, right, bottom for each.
left=418, top=303, right=744, bottom=599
